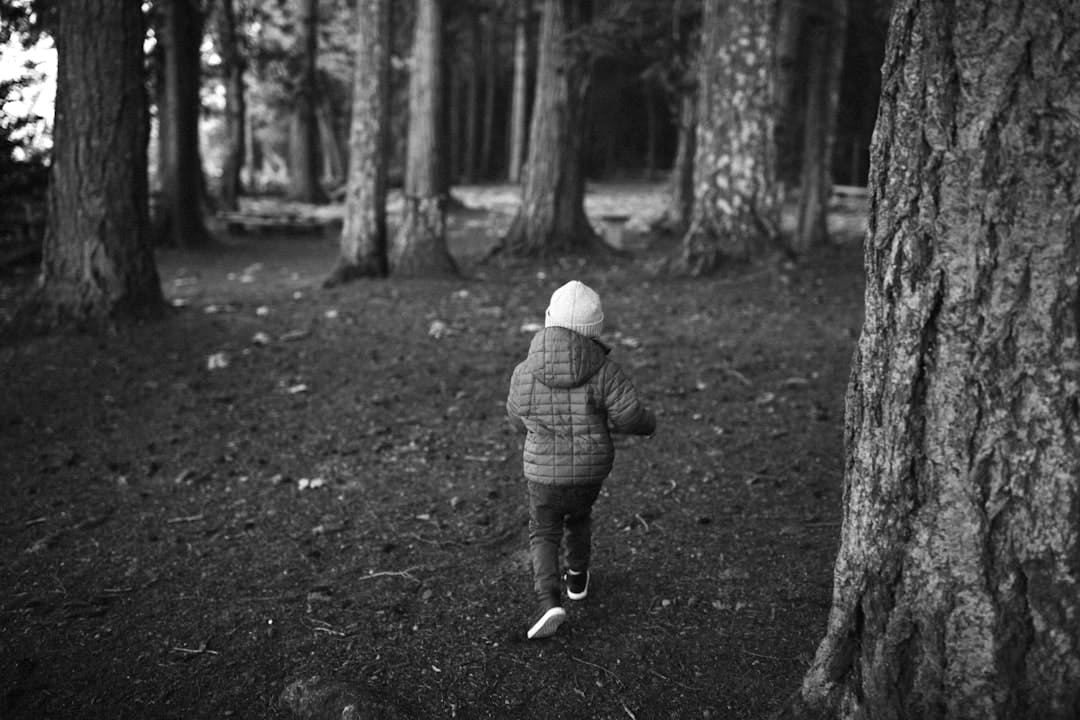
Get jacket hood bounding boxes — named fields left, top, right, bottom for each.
left=523, top=326, right=609, bottom=389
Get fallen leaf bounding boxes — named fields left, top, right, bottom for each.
left=206, top=352, right=229, bottom=370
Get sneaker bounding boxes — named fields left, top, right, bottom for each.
left=565, top=569, right=589, bottom=600
left=527, top=594, right=566, bottom=640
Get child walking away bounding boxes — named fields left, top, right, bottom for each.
left=506, top=280, right=656, bottom=639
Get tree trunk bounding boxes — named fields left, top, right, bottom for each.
left=390, top=0, right=457, bottom=277
left=791, top=0, right=847, bottom=255
left=317, top=98, right=345, bottom=188
left=217, top=0, right=246, bottom=211
left=672, top=0, right=780, bottom=275
left=287, top=0, right=327, bottom=203
left=645, top=80, right=658, bottom=180
left=507, top=0, right=530, bottom=183
left=157, top=0, right=213, bottom=247
left=480, top=7, right=497, bottom=179
left=795, top=1, right=1080, bottom=718
left=502, top=0, right=599, bottom=257
left=325, top=0, right=390, bottom=286
left=664, top=91, right=696, bottom=233
left=35, top=0, right=164, bottom=324
left=774, top=0, right=806, bottom=189
left=448, top=46, right=463, bottom=183
left=463, top=8, right=480, bottom=183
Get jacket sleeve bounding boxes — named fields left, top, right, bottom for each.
left=505, top=365, right=527, bottom=433
left=601, top=361, right=656, bottom=436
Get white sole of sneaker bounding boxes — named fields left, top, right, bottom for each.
left=527, top=607, right=566, bottom=639
left=566, top=572, right=589, bottom=600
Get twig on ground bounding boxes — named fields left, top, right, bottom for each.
left=741, top=648, right=781, bottom=661
left=359, top=566, right=421, bottom=582
left=648, top=669, right=698, bottom=692
left=172, top=642, right=219, bottom=656
left=621, top=701, right=637, bottom=719
left=719, top=365, right=752, bottom=386
left=572, top=655, right=619, bottom=678
left=634, top=513, right=650, bottom=531
left=167, top=514, right=205, bottom=524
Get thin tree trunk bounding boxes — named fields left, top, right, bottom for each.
left=501, top=0, right=599, bottom=257
left=480, top=7, right=497, bottom=179
left=317, top=99, right=345, bottom=188
left=449, top=49, right=463, bottom=182
left=774, top=0, right=806, bottom=189
left=791, top=0, right=847, bottom=254
left=245, top=108, right=261, bottom=190
left=218, top=0, right=246, bottom=211
left=672, top=0, right=780, bottom=275
left=463, top=9, right=480, bottom=183
left=645, top=80, right=658, bottom=179
left=325, top=0, right=390, bottom=286
left=665, top=91, right=696, bottom=233
left=507, top=0, right=530, bottom=183
left=158, top=0, right=213, bottom=247
left=35, top=0, right=164, bottom=324
left=287, top=0, right=327, bottom=203
left=390, top=0, right=458, bottom=276
left=794, top=1, right=1080, bottom=717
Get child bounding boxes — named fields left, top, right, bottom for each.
left=506, top=280, right=656, bottom=639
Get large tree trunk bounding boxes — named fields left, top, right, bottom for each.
left=791, top=0, right=847, bottom=255
left=795, top=1, right=1080, bottom=718
left=157, top=0, right=213, bottom=247
left=217, top=0, right=246, bottom=211
left=35, top=0, right=164, bottom=324
left=390, top=0, right=457, bottom=277
left=507, top=0, right=530, bottom=183
left=672, top=0, right=780, bottom=275
left=502, top=0, right=599, bottom=257
left=325, top=0, right=390, bottom=286
left=287, top=0, right=327, bottom=203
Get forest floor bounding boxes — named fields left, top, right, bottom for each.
left=0, top=182, right=866, bottom=719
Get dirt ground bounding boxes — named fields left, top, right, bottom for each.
left=0, top=184, right=866, bottom=719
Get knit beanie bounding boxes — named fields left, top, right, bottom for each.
left=545, top=280, right=604, bottom=337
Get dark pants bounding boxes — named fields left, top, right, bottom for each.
left=527, top=481, right=603, bottom=600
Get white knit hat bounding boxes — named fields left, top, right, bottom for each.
left=545, top=280, right=604, bottom=337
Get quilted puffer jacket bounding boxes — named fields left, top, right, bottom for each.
left=506, top=326, right=656, bottom=486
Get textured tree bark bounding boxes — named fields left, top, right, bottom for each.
left=791, top=0, right=847, bottom=255
left=157, top=0, right=214, bottom=247
left=287, top=0, right=327, bottom=203
left=502, top=0, right=599, bottom=257
left=390, top=0, right=458, bottom=277
left=795, top=1, right=1080, bottom=718
left=217, top=0, right=246, bottom=211
left=507, top=0, right=531, bottom=183
left=673, top=0, right=780, bottom=275
left=36, top=0, right=164, bottom=324
left=325, top=0, right=390, bottom=286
